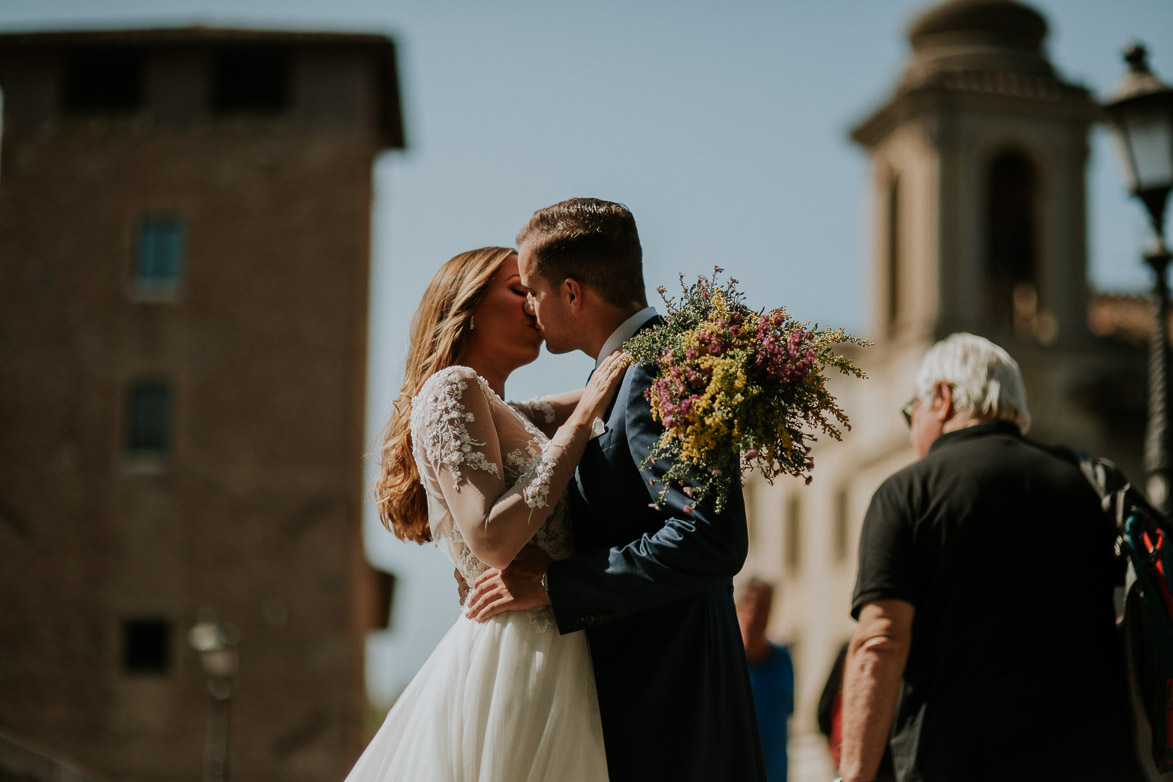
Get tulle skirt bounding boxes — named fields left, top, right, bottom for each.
left=345, top=610, right=609, bottom=781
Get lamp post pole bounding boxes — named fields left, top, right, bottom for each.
left=204, top=671, right=233, bottom=782
left=1144, top=242, right=1173, bottom=514
left=189, top=616, right=240, bottom=782
left=1102, top=43, right=1173, bottom=514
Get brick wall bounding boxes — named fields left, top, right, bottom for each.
left=0, top=31, right=400, bottom=781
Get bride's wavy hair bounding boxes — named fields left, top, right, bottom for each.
left=374, top=247, right=517, bottom=544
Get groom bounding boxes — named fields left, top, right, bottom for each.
left=468, top=198, right=766, bottom=781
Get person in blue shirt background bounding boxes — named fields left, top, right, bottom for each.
left=738, top=578, right=796, bottom=782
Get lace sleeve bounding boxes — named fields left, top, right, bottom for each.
left=411, top=367, right=577, bottom=570
left=508, top=397, right=557, bottom=427
left=411, top=367, right=501, bottom=488
left=509, top=440, right=559, bottom=510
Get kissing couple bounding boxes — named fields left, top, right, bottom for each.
left=344, top=198, right=767, bottom=781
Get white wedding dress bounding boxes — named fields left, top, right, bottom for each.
left=345, top=366, right=609, bottom=781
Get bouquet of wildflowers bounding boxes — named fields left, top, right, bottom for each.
left=623, top=268, right=867, bottom=512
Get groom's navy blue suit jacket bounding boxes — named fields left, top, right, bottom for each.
left=546, top=317, right=767, bottom=782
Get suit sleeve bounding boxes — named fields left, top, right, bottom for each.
left=546, top=362, right=749, bottom=632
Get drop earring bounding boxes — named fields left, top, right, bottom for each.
left=470, top=315, right=476, bottom=331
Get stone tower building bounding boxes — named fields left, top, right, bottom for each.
left=0, top=28, right=404, bottom=780
left=740, top=1, right=1148, bottom=778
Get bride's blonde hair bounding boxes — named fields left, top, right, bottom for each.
left=374, top=247, right=517, bottom=544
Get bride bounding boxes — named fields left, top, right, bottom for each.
left=346, top=246, right=627, bottom=781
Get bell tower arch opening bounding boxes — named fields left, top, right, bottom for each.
left=984, top=148, right=1041, bottom=334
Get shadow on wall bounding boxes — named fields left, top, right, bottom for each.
left=0, top=731, right=95, bottom=782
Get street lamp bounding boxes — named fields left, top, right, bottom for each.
left=189, top=615, right=240, bottom=782
left=1103, top=43, right=1173, bottom=512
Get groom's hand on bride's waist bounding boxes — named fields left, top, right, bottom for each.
left=466, top=544, right=553, bottom=622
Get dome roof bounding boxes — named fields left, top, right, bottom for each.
left=851, top=0, right=1096, bottom=148
left=899, top=0, right=1056, bottom=88
left=909, top=0, right=1047, bottom=50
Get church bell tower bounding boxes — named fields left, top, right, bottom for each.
left=851, top=0, right=1100, bottom=348
left=742, top=7, right=1148, bottom=780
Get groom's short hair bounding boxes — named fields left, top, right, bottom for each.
left=517, top=198, right=647, bottom=307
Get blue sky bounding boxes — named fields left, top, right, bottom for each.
left=4, top=0, right=1172, bottom=702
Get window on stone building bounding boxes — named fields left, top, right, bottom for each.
left=122, top=617, right=172, bottom=675
left=127, top=382, right=173, bottom=457
left=62, top=46, right=145, bottom=113
left=133, top=217, right=186, bottom=292
left=886, top=172, right=901, bottom=337
left=984, top=150, right=1039, bottom=330
left=786, top=494, right=802, bottom=573
left=211, top=45, right=290, bottom=114
left=833, top=488, right=851, bottom=564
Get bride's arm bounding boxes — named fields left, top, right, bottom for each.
left=511, top=389, right=584, bottom=437
left=423, top=358, right=625, bottom=569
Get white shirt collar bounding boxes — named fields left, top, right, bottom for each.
left=596, top=306, right=658, bottom=368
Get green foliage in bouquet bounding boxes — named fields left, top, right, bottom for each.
left=623, top=268, right=868, bottom=512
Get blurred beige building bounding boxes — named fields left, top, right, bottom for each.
left=740, top=2, right=1150, bottom=779
left=0, top=28, right=403, bottom=780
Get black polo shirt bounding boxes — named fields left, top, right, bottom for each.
left=852, top=421, right=1138, bottom=781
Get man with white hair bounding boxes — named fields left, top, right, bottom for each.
left=838, top=333, right=1139, bottom=782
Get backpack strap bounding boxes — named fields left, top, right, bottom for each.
left=1063, top=446, right=1136, bottom=525
left=1058, top=446, right=1137, bottom=585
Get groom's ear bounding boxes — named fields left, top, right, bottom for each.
left=563, top=277, right=585, bottom=314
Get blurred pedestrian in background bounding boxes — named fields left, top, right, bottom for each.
left=839, top=333, right=1139, bottom=782
left=738, top=578, right=795, bottom=782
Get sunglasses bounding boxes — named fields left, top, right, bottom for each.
left=901, top=396, right=920, bottom=427
left=902, top=383, right=954, bottom=426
